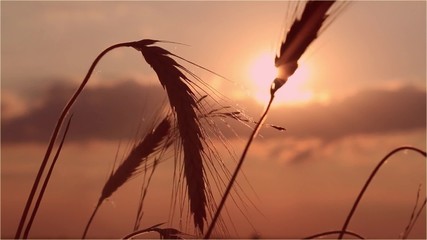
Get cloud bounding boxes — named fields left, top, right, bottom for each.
left=2, top=81, right=425, bottom=144
left=1, top=91, right=29, bottom=120
left=256, top=85, right=426, bottom=141
left=2, top=80, right=168, bottom=143
left=235, top=86, right=426, bottom=164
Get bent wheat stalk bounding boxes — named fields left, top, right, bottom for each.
left=205, top=1, right=336, bottom=237
left=15, top=41, right=140, bottom=239
left=23, top=115, right=74, bottom=238
left=303, top=230, right=365, bottom=239
left=16, top=39, right=169, bottom=239
left=82, top=117, right=171, bottom=238
left=338, top=146, right=426, bottom=239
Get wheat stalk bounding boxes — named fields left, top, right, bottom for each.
left=131, top=41, right=247, bottom=235
left=205, top=1, right=337, bottom=237
left=133, top=155, right=163, bottom=231
left=303, top=230, right=365, bottom=239
left=23, top=115, right=73, bottom=238
left=338, top=146, right=426, bottom=239
left=82, top=116, right=172, bottom=238
left=16, top=41, right=138, bottom=239
left=402, top=184, right=427, bottom=239
left=17, top=37, right=236, bottom=238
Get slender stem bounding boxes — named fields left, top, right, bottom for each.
left=15, top=41, right=135, bottom=239
left=303, top=230, right=365, bottom=239
left=402, top=184, right=422, bottom=238
left=404, top=198, right=426, bottom=239
left=204, top=95, right=275, bottom=238
left=338, top=146, right=426, bottom=239
left=82, top=201, right=102, bottom=239
left=123, top=228, right=151, bottom=240
left=23, top=115, right=73, bottom=238
left=122, top=223, right=165, bottom=239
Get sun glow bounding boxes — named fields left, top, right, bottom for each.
left=249, top=52, right=313, bottom=105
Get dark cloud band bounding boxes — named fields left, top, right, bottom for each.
left=2, top=81, right=425, bottom=143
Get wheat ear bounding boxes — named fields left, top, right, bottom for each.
left=205, top=1, right=336, bottom=237
left=132, top=42, right=207, bottom=233
left=272, top=0, right=334, bottom=94
left=82, top=117, right=171, bottom=238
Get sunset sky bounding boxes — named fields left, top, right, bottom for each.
left=2, top=1, right=426, bottom=239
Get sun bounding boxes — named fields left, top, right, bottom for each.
left=248, top=52, right=313, bottom=105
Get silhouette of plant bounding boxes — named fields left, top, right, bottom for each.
left=338, top=146, right=426, bottom=239
left=205, top=1, right=340, bottom=237
left=82, top=116, right=172, bottom=238
left=15, top=1, right=426, bottom=239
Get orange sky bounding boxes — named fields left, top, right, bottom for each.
left=2, top=1, right=426, bottom=239
left=2, top=1, right=425, bottom=100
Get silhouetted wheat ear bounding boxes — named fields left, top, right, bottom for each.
left=82, top=117, right=171, bottom=238
left=133, top=42, right=207, bottom=233
left=272, top=0, right=335, bottom=94
left=205, top=1, right=338, bottom=238
left=100, top=116, right=171, bottom=201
